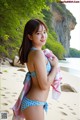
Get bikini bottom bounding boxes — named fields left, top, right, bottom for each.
left=21, top=97, right=48, bottom=112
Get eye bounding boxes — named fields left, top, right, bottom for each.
left=37, top=32, right=39, bottom=34
left=44, top=31, right=47, bottom=34
left=36, top=32, right=41, bottom=35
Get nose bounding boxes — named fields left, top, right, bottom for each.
left=41, top=33, right=45, bottom=38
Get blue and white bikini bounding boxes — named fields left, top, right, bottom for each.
left=21, top=47, right=52, bottom=112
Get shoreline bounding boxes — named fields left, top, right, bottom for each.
left=60, top=66, right=80, bottom=78
left=0, top=64, right=80, bottom=120
left=59, top=58, right=80, bottom=78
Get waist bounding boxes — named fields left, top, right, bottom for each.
left=26, top=86, right=50, bottom=102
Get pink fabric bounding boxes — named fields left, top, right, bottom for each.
left=12, top=77, right=31, bottom=120
left=12, top=49, right=62, bottom=120
left=43, top=49, right=62, bottom=100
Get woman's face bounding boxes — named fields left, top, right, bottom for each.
left=29, top=25, right=47, bottom=49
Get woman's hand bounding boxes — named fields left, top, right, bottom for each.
left=49, top=56, right=58, bottom=68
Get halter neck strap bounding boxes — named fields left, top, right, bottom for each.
left=31, top=47, right=38, bottom=50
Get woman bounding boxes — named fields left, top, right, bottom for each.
left=13, top=19, right=58, bottom=120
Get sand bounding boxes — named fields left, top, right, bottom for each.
left=0, top=64, right=80, bottom=120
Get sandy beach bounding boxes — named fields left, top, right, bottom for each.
left=0, top=63, right=80, bottom=120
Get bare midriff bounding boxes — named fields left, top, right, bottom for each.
left=26, top=82, right=50, bottom=102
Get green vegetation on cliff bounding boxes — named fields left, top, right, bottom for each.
left=0, top=0, right=65, bottom=60
left=69, top=48, right=80, bottom=58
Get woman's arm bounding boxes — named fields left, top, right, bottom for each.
left=33, top=50, right=58, bottom=90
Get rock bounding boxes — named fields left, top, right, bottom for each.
left=5, top=58, right=12, bottom=63
left=17, top=68, right=26, bottom=72
left=0, top=72, right=3, bottom=74
left=0, top=57, right=11, bottom=66
left=61, top=83, right=77, bottom=93
left=13, top=56, right=26, bottom=68
left=50, top=3, right=77, bottom=56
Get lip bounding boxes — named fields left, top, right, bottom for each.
left=40, top=40, right=45, bottom=42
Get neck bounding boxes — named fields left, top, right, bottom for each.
left=32, top=45, right=42, bottom=50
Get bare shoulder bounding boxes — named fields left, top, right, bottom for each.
left=32, top=50, right=45, bottom=62
left=28, top=50, right=45, bottom=63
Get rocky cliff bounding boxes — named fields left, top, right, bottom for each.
left=50, top=3, right=76, bottom=56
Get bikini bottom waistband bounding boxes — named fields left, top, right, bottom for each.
left=21, top=97, right=48, bottom=112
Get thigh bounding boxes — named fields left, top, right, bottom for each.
left=22, top=105, right=44, bottom=120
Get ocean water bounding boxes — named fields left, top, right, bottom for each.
left=59, top=58, right=80, bottom=78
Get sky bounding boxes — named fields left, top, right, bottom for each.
left=64, top=2, right=80, bottom=50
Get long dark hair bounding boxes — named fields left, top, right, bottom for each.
left=19, top=19, right=47, bottom=64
